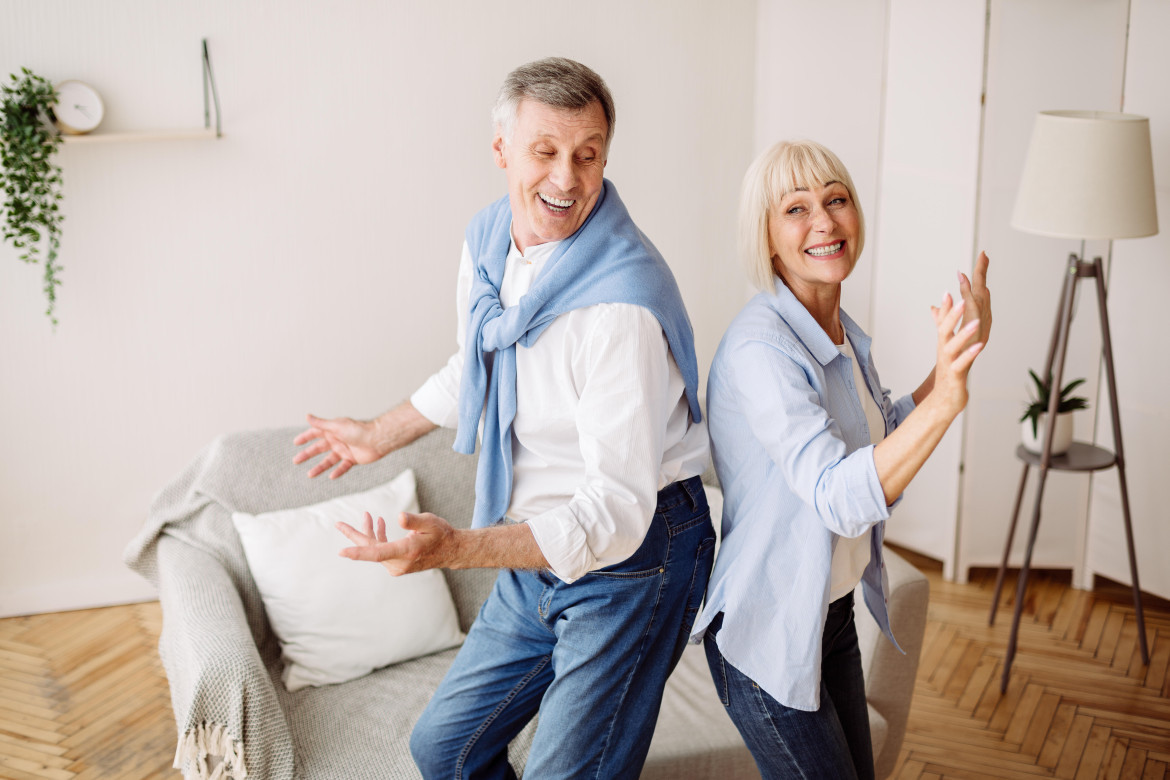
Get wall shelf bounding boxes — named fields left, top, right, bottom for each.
left=59, top=38, right=221, bottom=145
left=61, top=128, right=217, bottom=144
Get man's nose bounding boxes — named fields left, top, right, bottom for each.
left=548, top=156, right=578, bottom=192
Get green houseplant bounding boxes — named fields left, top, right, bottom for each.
left=1, top=68, right=64, bottom=325
left=1019, top=369, right=1090, bottom=454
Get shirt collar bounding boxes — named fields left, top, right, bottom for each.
left=765, top=275, right=871, bottom=367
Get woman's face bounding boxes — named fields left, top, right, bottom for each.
left=768, top=181, right=860, bottom=296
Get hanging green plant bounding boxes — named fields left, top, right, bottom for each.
left=1, top=68, right=64, bottom=326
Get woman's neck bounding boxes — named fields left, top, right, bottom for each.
left=782, top=275, right=845, bottom=344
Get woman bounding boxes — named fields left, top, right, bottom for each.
left=691, top=140, right=991, bottom=779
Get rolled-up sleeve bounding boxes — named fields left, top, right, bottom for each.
left=730, top=334, right=890, bottom=539
left=410, top=244, right=473, bottom=428
left=525, top=306, right=672, bottom=583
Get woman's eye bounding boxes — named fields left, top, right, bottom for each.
left=787, top=206, right=805, bottom=215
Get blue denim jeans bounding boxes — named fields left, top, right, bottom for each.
left=410, top=476, right=716, bottom=780
left=704, top=593, right=874, bottom=780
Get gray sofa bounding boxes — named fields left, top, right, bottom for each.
left=125, top=425, right=928, bottom=779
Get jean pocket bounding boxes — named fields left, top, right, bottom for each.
left=589, top=565, right=664, bottom=580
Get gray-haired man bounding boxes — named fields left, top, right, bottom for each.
left=295, top=58, right=713, bottom=778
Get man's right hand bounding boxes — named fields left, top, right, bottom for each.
left=294, top=414, right=386, bottom=479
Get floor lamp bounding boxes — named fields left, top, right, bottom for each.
left=989, top=110, right=1159, bottom=693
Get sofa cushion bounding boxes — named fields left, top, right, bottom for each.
left=232, top=469, right=465, bottom=691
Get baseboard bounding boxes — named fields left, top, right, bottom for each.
left=0, top=573, right=158, bottom=618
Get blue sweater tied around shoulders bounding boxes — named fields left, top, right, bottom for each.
left=454, top=179, right=702, bottom=529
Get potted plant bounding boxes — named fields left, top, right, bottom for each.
left=1019, top=369, right=1090, bottom=455
left=1, top=67, right=64, bottom=325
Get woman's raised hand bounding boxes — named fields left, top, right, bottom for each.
left=930, top=293, right=985, bottom=416
left=958, top=252, right=992, bottom=349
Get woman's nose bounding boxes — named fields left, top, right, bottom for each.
left=811, top=205, right=834, bottom=232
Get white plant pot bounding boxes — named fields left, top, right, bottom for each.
left=1021, top=412, right=1074, bottom=455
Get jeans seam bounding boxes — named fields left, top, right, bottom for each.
left=453, top=654, right=550, bottom=780
left=589, top=530, right=670, bottom=779
left=750, top=682, right=811, bottom=780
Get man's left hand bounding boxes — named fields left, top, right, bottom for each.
left=337, top=511, right=457, bottom=576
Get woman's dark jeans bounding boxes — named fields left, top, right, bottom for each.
left=704, top=593, right=874, bottom=780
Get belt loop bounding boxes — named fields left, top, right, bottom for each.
left=681, top=474, right=703, bottom=511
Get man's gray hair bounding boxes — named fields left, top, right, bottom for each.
left=491, top=57, right=616, bottom=151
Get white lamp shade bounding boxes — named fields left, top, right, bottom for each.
left=1012, top=111, right=1159, bottom=240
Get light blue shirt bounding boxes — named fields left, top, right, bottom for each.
left=691, top=277, right=916, bottom=711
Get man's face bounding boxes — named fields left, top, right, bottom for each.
left=492, top=98, right=608, bottom=252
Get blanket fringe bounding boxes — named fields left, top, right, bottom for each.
left=174, top=722, right=248, bottom=780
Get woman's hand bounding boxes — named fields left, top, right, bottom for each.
left=930, top=293, right=984, bottom=416
left=912, top=252, right=991, bottom=406
left=958, top=251, right=992, bottom=350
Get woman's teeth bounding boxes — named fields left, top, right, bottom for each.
left=806, top=242, right=843, bottom=257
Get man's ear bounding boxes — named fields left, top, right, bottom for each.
left=492, top=133, right=506, bottom=169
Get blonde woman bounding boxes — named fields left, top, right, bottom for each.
left=692, top=140, right=991, bottom=779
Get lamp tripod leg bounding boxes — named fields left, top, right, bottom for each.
left=1091, top=257, right=1149, bottom=664
left=990, top=464, right=1029, bottom=626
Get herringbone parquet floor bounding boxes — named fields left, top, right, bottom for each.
left=0, top=552, right=1167, bottom=779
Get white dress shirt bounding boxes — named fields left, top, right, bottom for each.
left=411, top=238, right=709, bottom=583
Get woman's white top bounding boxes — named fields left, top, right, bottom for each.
left=828, top=336, right=887, bottom=601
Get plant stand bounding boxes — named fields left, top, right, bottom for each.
left=987, top=253, right=1149, bottom=693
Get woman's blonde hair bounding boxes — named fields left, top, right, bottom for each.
left=737, top=140, right=866, bottom=293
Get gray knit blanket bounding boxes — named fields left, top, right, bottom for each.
left=123, top=426, right=506, bottom=780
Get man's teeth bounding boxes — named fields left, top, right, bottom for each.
left=539, top=193, right=574, bottom=210
left=806, top=242, right=843, bottom=257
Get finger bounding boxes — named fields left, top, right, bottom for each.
left=340, top=539, right=409, bottom=563
left=943, top=319, right=981, bottom=359
left=329, top=459, right=354, bottom=480
left=306, top=414, right=340, bottom=433
left=335, top=521, right=373, bottom=546
left=949, top=340, right=985, bottom=375
left=307, top=452, right=340, bottom=479
left=399, top=511, right=422, bottom=532
left=292, top=439, right=330, bottom=464
left=941, top=297, right=965, bottom=334
left=376, top=516, right=388, bottom=543
left=973, top=251, right=990, bottom=290
left=293, top=427, right=321, bottom=446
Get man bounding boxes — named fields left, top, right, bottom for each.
left=294, top=57, right=712, bottom=779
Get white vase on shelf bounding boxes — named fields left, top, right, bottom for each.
left=1020, top=412, right=1074, bottom=455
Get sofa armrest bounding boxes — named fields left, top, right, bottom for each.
left=156, top=534, right=295, bottom=780
left=856, top=547, right=929, bottom=780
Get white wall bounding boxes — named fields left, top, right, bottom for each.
left=755, top=0, right=1170, bottom=599
left=1084, top=0, right=1170, bottom=596
left=0, top=0, right=756, bottom=617
left=870, top=0, right=987, bottom=580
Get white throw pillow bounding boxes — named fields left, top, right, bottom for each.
left=232, top=469, right=465, bottom=692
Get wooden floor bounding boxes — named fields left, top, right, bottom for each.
left=0, top=556, right=1167, bottom=780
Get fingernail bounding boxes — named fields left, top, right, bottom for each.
left=965, top=318, right=980, bottom=331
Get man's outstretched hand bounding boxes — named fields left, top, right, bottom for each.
left=293, top=414, right=385, bottom=479
left=336, top=511, right=458, bottom=575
